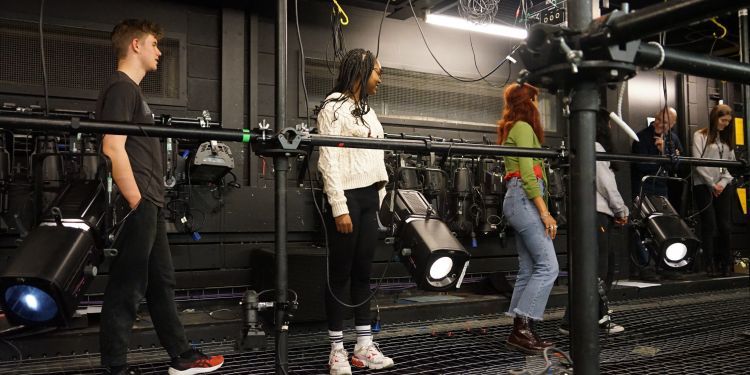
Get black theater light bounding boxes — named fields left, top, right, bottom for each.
left=635, top=194, right=699, bottom=268
left=381, top=189, right=471, bottom=291
left=0, top=180, right=106, bottom=326
left=188, top=140, right=235, bottom=183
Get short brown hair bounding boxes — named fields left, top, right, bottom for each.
left=111, top=19, right=163, bottom=59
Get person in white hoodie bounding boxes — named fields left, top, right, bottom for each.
left=316, top=48, right=393, bottom=375
left=559, top=109, right=628, bottom=336
left=692, top=104, right=735, bottom=277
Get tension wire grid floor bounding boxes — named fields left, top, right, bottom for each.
left=1, top=287, right=748, bottom=374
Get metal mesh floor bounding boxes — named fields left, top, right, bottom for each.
left=2, top=287, right=748, bottom=374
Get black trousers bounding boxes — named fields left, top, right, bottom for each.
left=563, top=213, right=614, bottom=322
left=694, top=184, right=733, bottom=272
left=324, top=185, right=380, bottom=331
left=100, top=200, right=190, bottom=367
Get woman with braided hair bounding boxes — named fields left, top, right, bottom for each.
left=497, top=83, right=559, bottom=354
left=316, top=48, right=393, bottom=375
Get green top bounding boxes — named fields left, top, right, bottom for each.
left=502, top=121, right=548, bottom=199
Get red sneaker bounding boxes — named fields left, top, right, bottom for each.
left=168, top=348, right=224, bottom=375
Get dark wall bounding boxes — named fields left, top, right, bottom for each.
left=1, top=0, right=221, bottom=118
left=4, top=0, right=743, bottom=291
left=0, top=0, right=539, bottom=289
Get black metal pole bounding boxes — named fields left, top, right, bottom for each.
left=303, top=135, right=561, bottom=158
left=739, top=7, right=750, bottom=290
left=1, top=115, right=743, bottom=168
left=597, top=152, right=743, bottom=168
left=741, top=8, right=750, bottom=167
left=275, top=0, right=289, bottom=373
left=635, top=43, right=750, bottom=85
left=274, top=154, right=289, bottom=374
left=568, top=1, right=600, bottom=374
left=0, top=116, right=247, bottom=142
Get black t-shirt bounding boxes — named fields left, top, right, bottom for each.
left=96, top=71, right=165, bottom=207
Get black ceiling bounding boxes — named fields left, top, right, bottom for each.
left=345, top=0, right=742, bottom=59
left=606, top=0, right=740, bottom=58
left=212, top=0, right=742, bottom=59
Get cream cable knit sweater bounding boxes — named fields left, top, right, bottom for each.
left=317, top=93, right=388, bottom=217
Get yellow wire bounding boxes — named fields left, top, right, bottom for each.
left=710, top=17, right=727, bottom=39
left=332, top=0, right=349, bottom=26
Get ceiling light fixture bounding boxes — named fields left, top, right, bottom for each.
left=425, top=13, right=528, bottom=40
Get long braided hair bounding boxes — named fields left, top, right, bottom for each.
left=315, top=48, right=376, bottom=122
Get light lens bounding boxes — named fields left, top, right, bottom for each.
left=665, top=243, right=688, bottom=262
left=429, top=257, right=454, bottom=280
left=4, top=285, right=59, bottom=323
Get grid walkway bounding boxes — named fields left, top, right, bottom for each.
left=1, top=288, right=748, bottom=374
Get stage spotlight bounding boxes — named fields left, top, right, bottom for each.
left=381, top=189, right=470, bottom=291
left=188, top=140, right=235, bottom=183
left=635, top=194, right=699, bottom=268
left=0, top=180, right=106, bottom=326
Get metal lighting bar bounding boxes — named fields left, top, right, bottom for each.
left=596, top=152, right=743, bottom=168
left=0, top=116, right=248, bottom=142
left=0, top=115, right=743, bottom=168
left=635, top=44, right=750, bottom=86
left=304, top=134, right=560, bottom=158
left=588, top=0, right=744, bottom=46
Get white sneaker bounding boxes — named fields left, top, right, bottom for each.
left=352, top=342, right=394, bottom=370
left=599, top=315, right=625, bottom=335
left=328, top=347, right=352, bottom=375
left=601, top=322, right=625, bottom=334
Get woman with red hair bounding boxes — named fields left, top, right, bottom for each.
left=498, top=83, right=559, bottom=354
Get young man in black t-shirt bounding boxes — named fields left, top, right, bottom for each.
left=97, top=19, right=223, bottom=375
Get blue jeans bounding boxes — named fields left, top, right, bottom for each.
left=502, top=178, right=559, bottom=321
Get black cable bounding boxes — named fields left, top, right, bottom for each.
left=309, top=157, right=392, bottom=310
left=469, top=32, right=510, bottom=88
left=0, top=337, right=23, bottom=373
left=330, top=2, right=347, bottom=64
left=39, top=0, right=50, bottom=116
left=407, top=0, right=517, bottom=83
left=686, top=183, right=715, bottom=221
left=376, top=0, right=391, bottom=58
left=256, top=288, right=299, bottom=304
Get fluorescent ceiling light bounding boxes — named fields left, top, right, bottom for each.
left=425, top=13, right=528, bottom=40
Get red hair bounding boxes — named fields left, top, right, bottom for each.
left=496, top=83, right=543, bottom=145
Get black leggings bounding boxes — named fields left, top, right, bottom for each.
left=563, top=213, right=615, bottom=322
left=324, top=185, right=380, bottom=331
left=694, top=184, right=733, bottom=272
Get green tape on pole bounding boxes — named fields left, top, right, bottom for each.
left=242, top=129, right=251, bottom=143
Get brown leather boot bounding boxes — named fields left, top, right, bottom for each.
left=505, top=316, right=547, bottom=354
left=528, top=319, right=555, bottom=348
